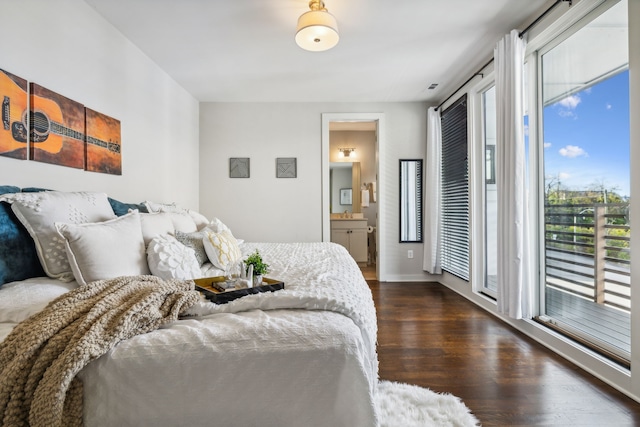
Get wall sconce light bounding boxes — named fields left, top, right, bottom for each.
left=339, top=148, right=356, bottom=158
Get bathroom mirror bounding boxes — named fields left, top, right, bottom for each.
left=330, top=162, right=361, bottom=213
left=400, top=159, right=423, bottom=242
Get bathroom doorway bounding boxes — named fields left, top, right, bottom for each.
left=321, top=113, right=385, bottom=281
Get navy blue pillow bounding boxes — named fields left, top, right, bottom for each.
left=108, top=197, right=149, bottom=216
left=0, top=186, right=45, bottom=287
left=20, top=187, right=51, bottom=193
left=0, top=186, right=20, bottom=195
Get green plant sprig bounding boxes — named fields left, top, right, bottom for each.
left=244, top=250, right=269, bottom=276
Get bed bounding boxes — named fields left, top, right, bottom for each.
left=0, top=188, right=379, bottom=427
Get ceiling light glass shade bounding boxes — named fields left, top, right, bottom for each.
left=295, top=10, right=339, bottom=52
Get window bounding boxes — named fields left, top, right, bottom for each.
left=537, top=0, right=630, bottom=364
left=441, top=95, right=469, bottom=281
left=482, top=86, right=497, bottom=294
left=485, top=145, right=495, bottom=185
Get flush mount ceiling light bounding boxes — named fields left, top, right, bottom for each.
left=295, top=0, right=339, bottom=52
left=339, top=148, right=355, bottom=158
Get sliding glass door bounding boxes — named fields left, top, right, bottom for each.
left=538, top=0, right=630, bottom=363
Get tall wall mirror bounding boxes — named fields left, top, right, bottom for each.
left=400, top=159, right=423, bottom=242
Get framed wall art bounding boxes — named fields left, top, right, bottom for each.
left=229, top=157, right=250, bottom=178
left=340, top=188, right=352, bottom=205
left=30, top=82, right=85, bottom=169
left=276, top=157, right=297, bottom=178
left=0, top=67, right=124, bottom=173
left=85, top=108, right=122, bottom=175
left=0, top=68, right=28, bottom=160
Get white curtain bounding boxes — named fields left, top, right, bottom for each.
left=495, top=30, right=533, bottom=319
left=423, top=106, right=442, bottom=274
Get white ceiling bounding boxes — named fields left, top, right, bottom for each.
left=84, top=0, right=554, bottom=103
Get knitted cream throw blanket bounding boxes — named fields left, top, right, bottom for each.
left=0, top=275, right=200, bottom=427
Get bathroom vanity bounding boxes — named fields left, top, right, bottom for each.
left=330, top=218, right=368, bottom=263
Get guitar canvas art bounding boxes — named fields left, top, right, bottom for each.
left=85, top=108, right=121, bottom=175
left=0, top=69, right=29, bottom=160
left=30, top=83, right=85, bottom=168
left=1, top=67, right=123, bottom=174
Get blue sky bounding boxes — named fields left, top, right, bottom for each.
left=543, top=70, right=630, bottom=198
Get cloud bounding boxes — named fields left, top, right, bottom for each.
left=559, top=172, right=571, bottom=180
left=559, top=145, right=587, bottom=158
left=558, top=110, right=576, bottom=118
left=606, top=103, right=612, bottom=110
left=555, top=94, right=581, bottom=118
left=544, top=142, right=552, bottom=149
left=559, top=95, right=581, bottom=109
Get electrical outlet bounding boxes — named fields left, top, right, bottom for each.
left=407, top=250, right=414, bottom=259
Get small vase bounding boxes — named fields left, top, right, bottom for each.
left=253, top=275, right=263, bottom=287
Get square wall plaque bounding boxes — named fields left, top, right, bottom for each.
left=276, top=157, right=297, bottom=178
left=229, top=157, right=250, bottom=178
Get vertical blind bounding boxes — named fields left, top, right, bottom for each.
left=440, top=95, right=470, bottom=280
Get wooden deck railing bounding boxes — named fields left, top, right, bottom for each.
left=545, top=203, right=630, bottom=312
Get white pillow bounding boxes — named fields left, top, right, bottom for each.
left=207, top=217, right=231, bottom=233
left=165, top=211, right=198, bottom=233
left=56, top=211, right=150, bottom=286
left=188, top=210, right=210, bottom=230
left=144, top=200, right=179, bottom=213
left=147, top=235, right=202, bottom=280
left=142, top=200, right=201, bottom=232
left=9, top=191, right=116, bottom=280
left=139, top=211, right=176, bottom=245
left=202, top=229, right=242, bottom=271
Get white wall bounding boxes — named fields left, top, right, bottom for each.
left=0, top=0, right=200, bottom=209
left=199, top=102, right=436, bottom=280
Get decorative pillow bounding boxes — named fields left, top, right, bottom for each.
left=138, top=211, right=176, bottom=245
left=147, top=234, right=201, bottom=280
left=165, top=211, right=198, bottom=233
left=20, top=187, right=51, bottom=193
left=56, top=211, right=149, bottom=286
left=143, top=200, right=201, bottom=232
left=175, top=230, right=208, bottom=266
left=9, top=191, right=116, bottom=280
left=208, top=217, right=231, bottom=233
left=108, top=197, right=149, bottom=216
left=0, top=187, right=45, bottom=287
left=0, top=186, right=21, bottom=194
left=202, top=229, right=242, bottom=271
left=187, top=210, right=210, bottom=230
left=144, top=200, right=180, bottom=213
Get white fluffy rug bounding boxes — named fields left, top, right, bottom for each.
left=377, top=381, right=480, bottom=427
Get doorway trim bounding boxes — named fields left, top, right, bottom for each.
left=322, top=113, right=386, bottom=281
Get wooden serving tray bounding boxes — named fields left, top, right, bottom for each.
left=193, top=276, right=284, bottom=304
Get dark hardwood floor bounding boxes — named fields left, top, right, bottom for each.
left=369, top=280, right=640, bottom=427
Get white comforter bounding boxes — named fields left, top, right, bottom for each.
left=0, top=242, right=379, bottom=427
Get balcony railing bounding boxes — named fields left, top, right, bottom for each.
left=545, top=202, right=630, bottom=312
